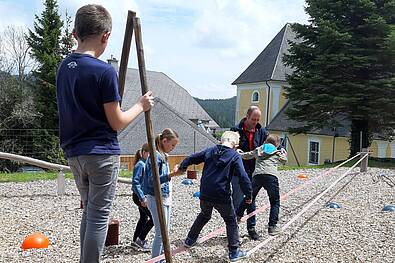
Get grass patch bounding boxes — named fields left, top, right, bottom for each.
left=0, top=170, right=132, bottom=183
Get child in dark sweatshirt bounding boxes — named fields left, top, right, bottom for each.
left=178, top=131, right=252, bottom=262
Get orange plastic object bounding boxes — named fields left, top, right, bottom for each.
left=21, top=232, right=49, bottom=250
left=297, top=173, right=308, bottom=180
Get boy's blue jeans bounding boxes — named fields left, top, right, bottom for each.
left=236, top=174, right=280, bottom=227
left=187, top=199, right=240, bottom=253
left=68, top=155, right=120, bottom=263
left=146, top=194, right=171, bottom=262
left=231, top=175, right=256, bottom=230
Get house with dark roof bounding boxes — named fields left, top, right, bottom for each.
left=233, top=24, right=394, bottom=165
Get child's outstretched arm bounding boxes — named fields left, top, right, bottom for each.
left=104, top=91, right=154, bottom=131
left=178, top=149, right=207, bottom=172
left=239, top=150, right=255, bottom=160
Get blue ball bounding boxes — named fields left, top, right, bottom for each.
left=181, top=179, right=193, bottom=185
left=193, top=191, right=200, bottom=198
left=326, top=202, right=341, bottom=209
left=382, top=204, right=395, bottom=212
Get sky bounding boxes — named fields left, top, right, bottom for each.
left=0, top=0, right=309, bottom=99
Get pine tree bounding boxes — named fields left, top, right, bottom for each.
left=26, top=0, right=63, bottom=129
left=284, top=0, right=395, bottom=156
left=60, top=11, right=75, bottom=58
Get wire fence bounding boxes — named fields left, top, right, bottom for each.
left=0, top=129, right=64, bottom=171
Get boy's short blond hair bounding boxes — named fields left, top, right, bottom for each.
left=221, top=131, right=240, bottom=146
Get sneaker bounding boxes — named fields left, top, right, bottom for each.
left=134, top=238, right=151, bottom=252
left=268, top=225, right=280, bottom=236
left=248, top=228, right=260, bottom=240
left=184, top=237, right=197, bottom=248
left=229, top=249, right=248, bottom=262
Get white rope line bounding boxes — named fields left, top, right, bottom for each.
left=247, top=153, right=368, bottom=257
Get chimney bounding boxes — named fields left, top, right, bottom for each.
left=107, top=55, right=119, bottom=71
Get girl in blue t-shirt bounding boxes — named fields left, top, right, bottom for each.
left=131, top=143, right=153, bottom=251
left=142, top=128, right=182, bottom=261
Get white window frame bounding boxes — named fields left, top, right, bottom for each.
left=308, top=137, right=320, bottom=165
left=251, top=90, right=260, bottom=103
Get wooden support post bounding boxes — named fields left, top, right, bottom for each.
left=57, top=170, right=65, bottom=196
left=360, top=148, right=368, bottom=172
left=118, top=10, right=136, bottom=102
left=133, top=16, right=173, bottom=263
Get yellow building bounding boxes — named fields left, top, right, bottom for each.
left=232, top=24, right=394, bottom=166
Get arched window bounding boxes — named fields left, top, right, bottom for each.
left=251, top=91, right=259, bottom=102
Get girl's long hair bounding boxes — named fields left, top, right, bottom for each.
left=154, top=128, right=179, bottom=159
left=133, top=143, right=149, bottom=166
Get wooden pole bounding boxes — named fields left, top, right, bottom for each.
left=285, top=134, right=300, bottom=166
left=118, top=11, right=136, bottom=102
left=360, top=148, right=368, bottom=172
left=133, top=16, right=173, bottom=263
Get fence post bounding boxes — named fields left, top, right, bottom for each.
left=360, top=148, right=368, bottom=172
left=57, top=170, right=66, bottom=195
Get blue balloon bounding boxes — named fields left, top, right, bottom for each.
left=193, top=191, right=200, bottom=198
left=326, top=202, right=341, bottom=209
left=383, top=204, right=395, bottom=212
left=262, top=143, right=277, bottom=154
left=181, top=179, right=193, bottom=185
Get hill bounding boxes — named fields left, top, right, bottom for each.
left=194, top=96, right=236, bottom=128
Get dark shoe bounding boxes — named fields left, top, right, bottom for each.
left=268, top=225, right=280, bottom=236
left=248, top=228, right=260, bottom=240
left=229, top=249, right=248, bottom=262
left=133, top=237, right=151, bottom=252
left=184, top=237, right=197, bottom=248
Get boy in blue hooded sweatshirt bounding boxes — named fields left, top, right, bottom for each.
left=178, top=131, right=252, bottom=262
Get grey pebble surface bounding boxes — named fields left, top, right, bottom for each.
left=0, top=167, right=394, bottom=262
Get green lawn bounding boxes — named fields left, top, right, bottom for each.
left=0, top=170, right=132, bottom=183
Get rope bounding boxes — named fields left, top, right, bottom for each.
left=247, top=153, right=368, bottom=257
left=144, top=153, right=362, bottom=263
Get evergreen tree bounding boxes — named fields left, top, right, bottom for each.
left=60, top=11, right=75, bottom=58
left=26, top=0, right=63, bottom=129
left=284, top=0, right=395, bottom=156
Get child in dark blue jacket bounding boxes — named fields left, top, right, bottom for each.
left=178, top=131, right=252, bottom=262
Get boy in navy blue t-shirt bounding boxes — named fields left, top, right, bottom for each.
left=56, top=4, right=153, bottom=263
left=178, top=131, right=252, bottom=262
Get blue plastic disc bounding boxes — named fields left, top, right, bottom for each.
left=262, top=143, right=277, bottom=154
left=181, top=179, right=193, bottom=185
left=382, top=204, right=395, bottom=212
left=193, top=191, right=200, bottom=198
left=326, top=202, right=341, bottom=209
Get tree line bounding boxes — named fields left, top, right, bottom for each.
left=0, top=0, right=74, bottom=171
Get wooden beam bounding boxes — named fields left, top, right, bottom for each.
left=118, top=10, right=136, bottom=102
left=133, top=16, right=173, bottom=263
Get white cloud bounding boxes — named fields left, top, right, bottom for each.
left=0, top=0, right=308, bottom=99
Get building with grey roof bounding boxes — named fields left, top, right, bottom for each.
left=118, top=98, right=218, bottom=155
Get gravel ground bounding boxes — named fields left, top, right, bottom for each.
left=0, top=167, right=394, bottom=263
